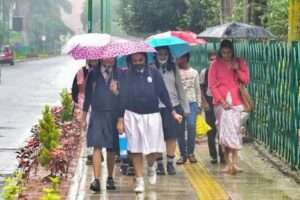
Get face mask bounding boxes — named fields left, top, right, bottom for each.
left=132, top=64, right=145, bottom=70
left=158, top=59, right=167, bottom=65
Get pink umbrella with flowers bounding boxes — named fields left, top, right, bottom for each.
left=146, top=31, right=206, bottom=45
left=63, top=35, right=156, bottom=60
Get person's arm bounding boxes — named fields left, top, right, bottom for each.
left=194, top=70, right=202, bottom=109
left=154, top=69, right=182, bottom=123
left=235, top=58, right=250, bottom=84
left=199, top=69, right=210, bottom=110
left=82, top=72, right=93, bottom=112
left=208, top=62, right=226, bottom=104
left=77, top=68, right=85, bottom=93
left=175, top=66, right=190, bottom=115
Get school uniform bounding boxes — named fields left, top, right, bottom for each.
left=150, top=63, right=190, bottom=140
left=83, top=66, right=122, bottom=150
left=119, top=66, right=174, bottom=154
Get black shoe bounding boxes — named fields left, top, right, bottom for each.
left=126, top=166, right=135, bottom=176
left=167, top=163, right=176, bottom=175
left=176, top=157, right=187, bottom=165
left=188, top=155, right=198, bottom=164
left=86, top=154, right=93, bottom=165
left=210, top=158, right=218, bottom=164
left=120, top=163, right=128, bottom=175
left=106, top=178, right=116, bottom=190
left=90, top=179, right=100, bottom=192
left=156, top=163, right=165, bottom=175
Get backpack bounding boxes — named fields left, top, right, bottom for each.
left=71, top=66, right=88, bottom=103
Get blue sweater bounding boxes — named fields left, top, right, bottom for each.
left=119, top=66, right=173, bottom=115
left=83, top=67, right=122, bottom=113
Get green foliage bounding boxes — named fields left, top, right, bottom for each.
left=117, top=0, right=187, bottom=34
left=0, top=172, right=25, bottom=200
left=39, top=177, right=60, bottom=200
left=38, top=105, right=59, bottom=168
left=60, top=89, right=73, bottom=122
left=261, top=0, right=288, bottom=41
left=180, top=0, right=220, bottom=32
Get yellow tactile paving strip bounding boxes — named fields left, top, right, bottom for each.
left=182, top=162, right=230, bottom=200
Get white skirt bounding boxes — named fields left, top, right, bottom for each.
left=124, top=110, right=165, bottom=154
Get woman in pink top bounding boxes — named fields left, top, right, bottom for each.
left=208, top=40, right=250, bottom=174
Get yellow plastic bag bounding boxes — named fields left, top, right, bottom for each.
left=195, top=114, right=211, bottom=137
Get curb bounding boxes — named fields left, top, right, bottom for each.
left=66, top=146, right=87, bottom=200
left=252, top=141, right=300, bottom=184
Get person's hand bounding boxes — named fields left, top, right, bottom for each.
left=110, top=80, right=119, bottom=95
left=221, top=100, right=231, bottom=110
left=172, top=111, right=183, bottom=123
left=117, top=118, right=125, bottom=134
left=232, top=59, right=239, bottom=72
left=202, top=101, right=210, bottom=111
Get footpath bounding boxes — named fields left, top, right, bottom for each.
left=67, top=138, right=300, bottom=200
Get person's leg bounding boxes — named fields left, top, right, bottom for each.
left=156, top=152, right=165, bottom=175
left=205, top=108, right=218, bottom=163
left=176, top=117, right=187, bottom=165
left=165, top=138, right=176, bottom=174
left=186, top=102, right=198, bottom=163
left=221, top=147, right=231, bottom=173
left=90, top=147, right=101, bottom=192
left=146, top=153, right=157, bottom=184
left=131, top=153, right=144, bottom=192
left=232, top=149, right=243, bottom=173
left=106, top=150, right=116, bottom=190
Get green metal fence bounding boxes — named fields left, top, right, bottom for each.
left=190, top=41, right=300, bottom=170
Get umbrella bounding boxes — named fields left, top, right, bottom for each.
left=197, top=22, right=274, bottom=39
left=65, top=36, right=156, bottom=60
left=61, top=33, right=111, bottom=56
left=145, top=36, right=191, bottom=58
left=146, top=31, right=206, bottom=45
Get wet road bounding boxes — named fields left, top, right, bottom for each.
left=0, top=56, right=84, bottom=176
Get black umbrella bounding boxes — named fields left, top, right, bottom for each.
left=198, top=22, right=274, bottom=39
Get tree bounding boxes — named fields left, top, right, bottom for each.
left=261, top=0, right=288, bottom=41
left=180, top=0, right=220, bottom=32
left=117, top=0, right=186, bottom=34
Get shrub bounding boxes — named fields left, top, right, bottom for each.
left=0, top=172, right=25, bottom=200
left=60, top=89, right=73, bottom=122
left=38, top=105, right=59, bottom=168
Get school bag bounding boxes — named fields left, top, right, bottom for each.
left=71, top=66, right=88, bottom=103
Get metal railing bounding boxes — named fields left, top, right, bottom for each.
left=190, top=41, right=300, bottom=170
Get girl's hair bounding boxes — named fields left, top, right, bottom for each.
left=208, top=51, right=217, bottom=58
left=154, top=46, right=176, bottom=71
left=126, top=52, right=148, bottom=68
left=217, top=39, right=235, bottom=58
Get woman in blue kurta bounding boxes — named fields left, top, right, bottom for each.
left=117, top=52, right=183, bottom=193
left=81, top=58, right=121, bottom=192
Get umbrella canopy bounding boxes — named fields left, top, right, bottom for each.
left=146, top=31, right=206, bottom=45
left=64, top=35, right=156, bottom=60
left=198, top=22, right=274, bottom=39
left=145, top=36, right=191, bottom=58
left=61, top=33, right=111, bottom=55
left=100, top=37, right=156, bottom=59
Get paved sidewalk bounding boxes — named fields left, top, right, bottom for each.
left=67, top=149, right=198, bottom=200
left=67, top=138, right=300, bottom=200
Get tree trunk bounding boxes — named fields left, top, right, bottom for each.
left=244, top=0, right=266, bottom=25
left=220, top=0, right=236, bottom=23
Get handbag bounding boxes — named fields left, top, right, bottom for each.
left=239, top=83, right=255, bottom=112
left=195, top=114, right=211, bottom=137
